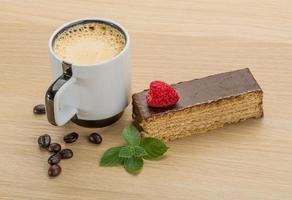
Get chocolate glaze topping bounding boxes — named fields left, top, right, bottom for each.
left=132, top=68, right=262, bottom=120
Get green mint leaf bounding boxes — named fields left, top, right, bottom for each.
left=124, top=157, right=143, bottom=174
left=140, top=137, right=168, bottom=160
left=134, top=146, right=148, bottom=157
left=122, top=125, right=141, bottom=146
left=100, top=146, right=124, bottom=166
left=119, top=146, right=133, bottom=158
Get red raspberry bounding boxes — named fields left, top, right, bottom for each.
left=146, top=81, right=180, bottom=108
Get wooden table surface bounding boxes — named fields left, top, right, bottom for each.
left=1, top=0, right=292, bottom=199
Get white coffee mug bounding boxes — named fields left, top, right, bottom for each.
left=46, top=18, right=131, bottom=127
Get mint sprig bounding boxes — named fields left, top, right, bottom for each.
left=100, top=147, right=124, bottom=166
left=100, top=125, right=168, bottom=174
left=124, top=157, right=143, bottom=174
left=119, top=146, right=132, bottom=158
left=140, top=137, right=169, bottom=160
left=122, top=125, right=141, bottom=145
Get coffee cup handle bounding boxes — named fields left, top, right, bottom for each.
left=45, top=62, right=78, bottom=126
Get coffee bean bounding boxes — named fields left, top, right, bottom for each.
left=33, top=104, right=46, bottom=114
left=48, top=164, right=61, bottom=177
left=63, top=132, right=79, bottom=143
left=38, top=134, right=51, bottom=148
left=47, top=143, right=61, bottom=153
left=88, top=133, right=102, bottom=144
left=60, top=149, right=73, bottom=159
left=48, top=153, right=61, bottom=165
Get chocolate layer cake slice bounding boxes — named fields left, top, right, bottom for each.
left=132, top=68, right=263, bottom=141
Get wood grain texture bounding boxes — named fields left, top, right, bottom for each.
left=1, top=0, right=292, bottom=199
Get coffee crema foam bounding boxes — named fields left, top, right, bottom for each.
left=53, top=22, right=126, bottom=65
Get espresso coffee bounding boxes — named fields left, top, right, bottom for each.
left=53, top=22, right=126, bottom=65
